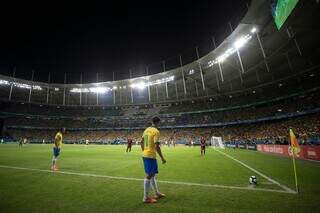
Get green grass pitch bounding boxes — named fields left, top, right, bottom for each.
left=0, top=144, right=319, bottom=213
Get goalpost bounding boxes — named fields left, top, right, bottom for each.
left=211, top=136, right=225, bottom=149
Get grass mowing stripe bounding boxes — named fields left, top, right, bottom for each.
left=0, top=164, right=293, bottom=194
left=214, top=149, right=297, bottom=194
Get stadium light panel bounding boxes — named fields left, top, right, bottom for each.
left=0, top=79, right=42, bottom=90
left=89, top=87, right=109, bottom=93
left=130, top=76, right=174, bottom=90
left=130, top=82, right=147, bottom=90
left=188, top=69, right=195, bottom=75
left=32, top=85, right=42, bottom=91
left=0, top=79, right=10, bottom=85
left=234, top=36, right=247, bottom=49
left=250, top=27, right=257, bottom=33
left=208, top=30, right=253, bottom=67
left=70, top=87, right=110, bottom=94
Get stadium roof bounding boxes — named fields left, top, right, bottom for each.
left=0, top=0, right=319, bottom=106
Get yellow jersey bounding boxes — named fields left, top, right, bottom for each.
left=142, top=126, right=160, bottom=159
left=54, top=132, right=63, bottom=148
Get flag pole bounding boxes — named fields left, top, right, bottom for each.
left=291, top=147, right=299, bottom=193
left=289, top=128, right=299, bottom=193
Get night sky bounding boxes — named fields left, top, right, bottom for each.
left=0, top=0, right=247, bottom=82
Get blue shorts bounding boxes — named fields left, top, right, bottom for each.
left=53, top=147, right=60, bottom=157
left=143, top=157, right=158, bottom=176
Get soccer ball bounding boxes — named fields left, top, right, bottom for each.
left=249, top=176, right=257, bottom=185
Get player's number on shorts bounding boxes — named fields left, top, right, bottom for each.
left=144, top=135, right=148, bottom=148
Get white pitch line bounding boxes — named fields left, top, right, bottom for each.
left=0, top=164, right=295, bottom=194
left=214, top=149, right=297, bottom=194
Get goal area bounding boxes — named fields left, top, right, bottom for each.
left=210, top=136, right=225, bottom=149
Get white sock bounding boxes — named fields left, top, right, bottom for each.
left=143, top=178, right=151, bottom=200
left=150, top=177, right=159, bottom=194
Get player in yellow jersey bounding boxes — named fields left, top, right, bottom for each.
left=141, top=117, right=166, bottom=204
left=51, top=128, right=65, bottom=171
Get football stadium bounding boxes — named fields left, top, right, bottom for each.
left=0, top=0, right=320, bottom=212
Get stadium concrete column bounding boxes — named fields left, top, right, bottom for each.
left=255, top=69, right=260, bottom=83
left=211, top=37, right=217, bottom=50
left=236, top=50, right=245, bottom=74
left=8, top=66, right=16, bottom=101
left=156, top=85, right=159, bottom=102
left=229, top=22, right=245, bottom=75
left=46, top=72, right=50, bottom=104
left=113, top=72, right=116, bottom=105
left=80, top=73, right=82, bottom=105
left=119, top=84, right=122, bottom=105
left=28, top=69, right=34, bottom=103
left=254, top=29, right=270, bottom=72
left=146, top=66, right=151, bottom=102
left=179, top=55, right=187, bottom=96
left=286, top=27, right=302, bottom=56
left=162, top=61, right=169, bottom=99
left=212, top=37, right=224, bottom=82
left=129, top=69, right=133, bottom=103
left=195, top=47, right=206, bottom=91
left=63, top=73, right=66, bottom=105
left=96, top=73, right=99, bottom=105
left=213, top=66, right=220, bottom=91
left=228, top=22, right=233, bottom=33
left=285, top=53, right=293, bottom=71
left=218, top=62, right=224, bottom=82
left=175, top=82, right=178, bottom=99
left=194, top=79, right=199, bottom=96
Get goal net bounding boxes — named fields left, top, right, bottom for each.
left=210, top=136, right=225, bottom=149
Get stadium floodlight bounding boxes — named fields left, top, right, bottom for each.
left=0, top=79, right=43, bottom=91
left=149, top=76, right=174, bottom=86
left=32, top=85, right=43, bottom=91
left=251, top=27, right=257, bottom=33
left=130, top=82, right=147, bottom=90
left=216, top=54, right=227, bottom=63
left=234, top=35, right=252, bottom=49
left=0, top=79, right=10, bottom=85
left=130, top=76, right=174, bottom=90
left=12, top=82, right=43, bottom=91
left=70, top=87, right=110, bottom=93
left=188, top=69, right=195, bottom=75
left=89, top=87, right=109, bottom=93
left=70, top=88, right=88, bottom=93
left=208, top=31, right=253, bottom=67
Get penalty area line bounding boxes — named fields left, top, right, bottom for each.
left=0, top=164, right=295, bottom=194
left=214, top=149, right=297, bottom=194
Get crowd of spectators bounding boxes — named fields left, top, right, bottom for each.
left=5, top=112, right=320, bottom=146
left=3, top=89, right=320, bottom=129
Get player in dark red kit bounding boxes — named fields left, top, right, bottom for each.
left=126, top=138, right=133, bottom=152
left=200, top=137, right=206, bottom=156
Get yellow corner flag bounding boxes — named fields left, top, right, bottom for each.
left=290, top=129, right=300, bottom=154
left=289, top=129, right=299, bottom=193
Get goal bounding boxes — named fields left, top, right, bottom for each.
left=210, top=136, right=225, bottom=149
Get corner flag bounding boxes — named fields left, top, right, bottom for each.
left=289, top=129, right=300, bottom=154
left=289, top=128, right=299, bottom=193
